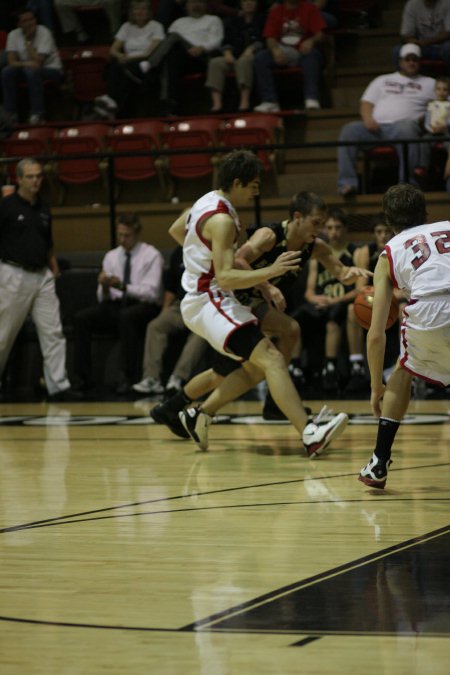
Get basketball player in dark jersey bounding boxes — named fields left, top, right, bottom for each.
left=151, top=192, right=372, bottom=447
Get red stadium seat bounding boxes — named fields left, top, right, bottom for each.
left=2, top=126, right=56, bottom=184
left=108, top=120, right=167, bottom=198
left=219, top=114, right=284, bottom=175
left=362, top=145, right=398, bottom=194
left=161, top=118, right=221, bottom=196
left=52, top=123, right=109, bottom=202
left=62, top=46, right=110, bottom=118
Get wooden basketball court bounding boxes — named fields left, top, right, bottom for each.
left=0, top=397, right=449, bottom=674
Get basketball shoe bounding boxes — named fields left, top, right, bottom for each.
left=151, top=401, right=189, bottom=439
left=179, top=407, right=212, bottom=451
left=359, top=453, right=392, bottom=489
left=302, top=411, right=348, bottom=458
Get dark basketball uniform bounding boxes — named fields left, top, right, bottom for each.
left=213, top=220, right=315, bottom=376
left=296, top=242, right=357, bottom=327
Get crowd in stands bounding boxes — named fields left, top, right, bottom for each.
left=0, top=0, right=448, bottom=194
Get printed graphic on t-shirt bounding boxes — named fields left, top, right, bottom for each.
left=280, top=19, right=304, bottom=47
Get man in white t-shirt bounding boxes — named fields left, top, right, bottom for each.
left=359, top=183, right=450, bottom=489
left=146, top=0, right=224, bottom=116
left=337, top=43, right=435, bottom=197
left=94, top=1, right=165, bottom=119
left=2, top=9, right=63, bottom=124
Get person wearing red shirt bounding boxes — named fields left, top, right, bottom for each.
left=253, top=0, right=325, bottom=112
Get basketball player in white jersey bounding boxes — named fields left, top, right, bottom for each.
left=169, top=150, right=354, bottom=455
left=360, top=183, right=450, bottom=488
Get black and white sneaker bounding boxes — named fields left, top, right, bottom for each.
left=302, top=412, right=348, bottom=458
left=179, top=407, right=212, bottom=451
left=151, top=401, right=189, bottom=439
left=359, top=453, right=392, bottom=489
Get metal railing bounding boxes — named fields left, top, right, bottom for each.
left=2, top=134, right=449, bottom=247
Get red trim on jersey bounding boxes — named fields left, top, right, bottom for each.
left=198, top=261, right=215, bottom=293
left=207, top=289, right=243, bottom=327
left=195, top=210, right=215, bottom=250
left=194, top=198, right=239, bottom=249
left=384, top=245, right=399, bottom=288
left=206, top=289, right=258, bottom=357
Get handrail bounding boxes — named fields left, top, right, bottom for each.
left=2, top=134, right=449, bottom=247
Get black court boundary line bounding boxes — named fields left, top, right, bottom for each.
left=1, top=497, right=449, bottom=533
left=180, top=524, right=450, bottom=632
left=1, top=525, right=448, bottom=637
left=1, top=461, right=449, bottom=534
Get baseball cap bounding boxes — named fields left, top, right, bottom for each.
left=399, top=43, right=421, bottom=59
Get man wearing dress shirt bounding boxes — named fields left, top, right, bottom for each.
left=73, top=213, right=164, bottom=395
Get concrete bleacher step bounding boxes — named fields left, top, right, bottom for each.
left=334, top=64, right=392, bottom=88
left=334, top=28, right=398, bottom=69
left=332, top=86, right=366, bottom=108
left=278, top=172, right=337, bottom=197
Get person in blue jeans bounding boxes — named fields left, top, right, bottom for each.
left=2, top=10, right=63, bottom=123
left=253, top=0, right=326, bottom=112
left=336, top=43, right=435, bottom=197
left=26, top=1, right=56, bottom=32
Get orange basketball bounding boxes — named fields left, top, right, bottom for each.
left=353, top=286, right=399, bottom=330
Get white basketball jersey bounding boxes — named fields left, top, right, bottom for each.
left=383, top=221, right=450, bottom=299
left=182, top=190, right=241, bottom=295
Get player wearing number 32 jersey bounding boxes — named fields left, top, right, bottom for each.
left=384, top=218, right=450, bottom=382
left=359, top=183, right=450, bottom=490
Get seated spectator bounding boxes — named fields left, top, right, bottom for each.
left=54, top=0, right=122, bottom=44
left=337, top=43, right=435, bottom=197
left=205, top=0, right=266, bottom=113
left=94, top=1, right=165, bottom=119
left=148, top=0, right=224, bottom=116
left=294, top=207, right=358, bottom=392
left=393, top=0, right=450, bottom=71
left=26, top=1, right=56, bottom=32
left=253, top=0, right=326, bottom=113
left=133, top=246, right=208, bottom=397
left=2, top=9, right=63, bottom=124
left=73, top=213, right=164, bottom=395
left=416, top=75, right=450, bottom=192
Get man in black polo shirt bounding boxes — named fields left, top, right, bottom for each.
left=0, top=156, right=74, bottom=400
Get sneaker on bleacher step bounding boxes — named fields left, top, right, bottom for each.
left=254, top=101, right=280, bottom=113
left=132, top=376, right=164, bottom=395
left=165, top=374, right=183, bottom=396
left=94, top=94, right=118, bottom=112
left=305, top=98, right=321, bottom=110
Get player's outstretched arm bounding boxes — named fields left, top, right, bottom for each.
left=210, top=216, right=301, bottom=290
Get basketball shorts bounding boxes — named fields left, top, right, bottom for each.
left=181, top=291, right=260, bottom=361
left=400, top=298, right=450, bottom=386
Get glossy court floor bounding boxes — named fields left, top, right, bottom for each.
left=0, top=398, right=449, bottom=675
